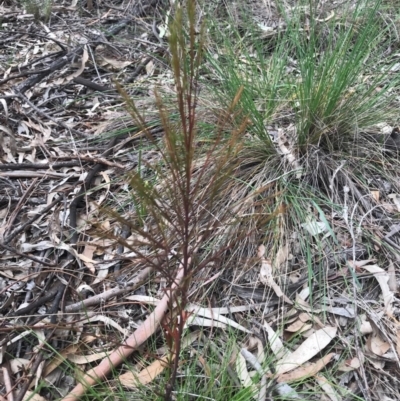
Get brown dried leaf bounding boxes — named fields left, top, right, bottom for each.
left=67, top=351, right=109, bottom=364
left=357, top=262, right=394, bottom=317
left=276, top=326, right=337, bottom=375
left=274, top=244, right=289, bottom=269
left=316, top=375, right=342, bottom=401
left=120, top=332, right=199, bottom=388
left=370, top=190, right=380, bottom=202
left=65, top=46, right=88, bottom=81
left=285, top=313, right=311, bottom=332
left=81, top=244, right=96, bottom=273
left=337, top=357, right=361, bottom=372
left=120, top=356, right=170, bottom=388
left=258, top=246, right=293, bottom=304
left=368, top=334, right=391, bottom=356
left=276, top=353, right=335, bottom=383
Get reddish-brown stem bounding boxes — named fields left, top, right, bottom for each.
left=62, top=265, right=185, bottom=401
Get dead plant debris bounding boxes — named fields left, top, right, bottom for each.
left=1, top=1, right=400, bottom=401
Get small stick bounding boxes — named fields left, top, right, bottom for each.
left=62, top=265, right=185, bottom=401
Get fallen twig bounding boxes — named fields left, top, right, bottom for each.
left=62, top=265, right=185, bottom=401
left=64, top=266, right=153, bottom=313
left=3, top=196, right=63, bottom=244
left=0, top=242, right=56, bottom=267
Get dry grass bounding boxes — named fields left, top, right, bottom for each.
left=3, top=0, right=400, bottom=400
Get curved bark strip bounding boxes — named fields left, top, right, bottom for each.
left=62, top=266, right=185, bottom=401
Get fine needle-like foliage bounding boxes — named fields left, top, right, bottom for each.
left=7, top=0, right=400, bottom=400
left=92, top=2, right=251, bottom=399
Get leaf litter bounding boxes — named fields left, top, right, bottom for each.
left=1, top=0, right=400, bottom=400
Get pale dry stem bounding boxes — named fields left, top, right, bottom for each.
left=62, top=265, right=186, bottom=401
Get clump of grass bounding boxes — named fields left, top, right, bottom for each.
left=285, top=0, right=397, bottom=151
left=204, top=0, right=400, bottom=252
left=205, top=13, right=290, bottom=147
left=201, top=1, right=400, bottom=396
